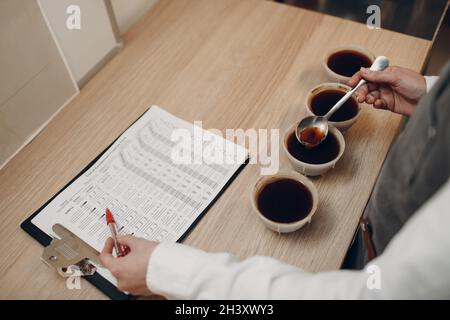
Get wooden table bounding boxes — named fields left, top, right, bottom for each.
left=0, top=0, right=433, bottom=299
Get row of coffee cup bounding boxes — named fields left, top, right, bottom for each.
left=252, top=45, right=375, bottom=233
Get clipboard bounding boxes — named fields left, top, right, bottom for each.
left=20, top=109, right=249, bottom=300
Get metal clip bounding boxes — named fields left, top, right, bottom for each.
left=42, top=224, right=100, bottom=277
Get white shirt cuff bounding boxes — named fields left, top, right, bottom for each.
left=146, top=242, right=208, bottom=299
left=424, top=76, right=439, bottom=92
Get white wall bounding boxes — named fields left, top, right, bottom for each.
left=38, top=0, right=121, bottom=85
left=1, top=0, right=158, bottom=168
left=0, top=0, right=78, bottom=168
left=111, top=0, right=158, bottom=34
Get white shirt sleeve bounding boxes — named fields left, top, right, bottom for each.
left=146, top=179, right=450, bottom=300
left=424, top=76, right=439, bottom=92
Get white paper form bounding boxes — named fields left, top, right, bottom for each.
left=32, top=106, right=247, bottom=285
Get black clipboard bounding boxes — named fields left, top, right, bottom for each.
left=20, top=108, right=248, bottom=300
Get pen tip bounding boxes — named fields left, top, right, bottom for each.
left=105, top=208, right=114, bottom=224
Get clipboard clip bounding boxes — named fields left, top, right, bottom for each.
left=42, top=224, right=101, bottom=278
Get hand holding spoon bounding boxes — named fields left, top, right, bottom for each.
left=296, top=56, right=390, bottom=148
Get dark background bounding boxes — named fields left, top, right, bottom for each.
left=275, top=0, right=448, bottom=40
left=274, top=0, right=450, bottom=74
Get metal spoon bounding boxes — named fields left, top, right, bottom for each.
left=296, top=56, right=390, bottom=148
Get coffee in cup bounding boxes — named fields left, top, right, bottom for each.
left=251, top=172, right=318, bottom=233
left=283, top=124, right=345, bottom=176
left=323, top=45, right=375, bottom=83
left=305, top=83, right=361, bottom=132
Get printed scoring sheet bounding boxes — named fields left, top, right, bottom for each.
left=32, top=106, right=247, bottom=284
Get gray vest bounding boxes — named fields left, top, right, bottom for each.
left=346, top=63, right=450, bottom=268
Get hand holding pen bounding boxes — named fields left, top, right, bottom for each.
left=105, top=208, right=129, bottom=257
left=100, top=213, right=158, bottom=295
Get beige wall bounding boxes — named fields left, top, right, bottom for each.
left=39, top=0, right=122, bottom=85
left=111, top=0, right=158, bottom=34
left=0, top=0, right=158, bottom=168
left=0, top=0, right=78, bottom=168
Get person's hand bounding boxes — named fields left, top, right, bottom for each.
left=348, top=66, right=427, bottom=117
left=99, top=235, right=159, bottom=296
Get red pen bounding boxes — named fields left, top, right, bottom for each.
left=105, top=208, right=127, bottom=257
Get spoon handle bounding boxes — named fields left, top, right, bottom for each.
left=325, top=79, right=366, bottom=120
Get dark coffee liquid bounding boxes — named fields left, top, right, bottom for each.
left=311, top=89, right=358, bottom=122
left=300, top=127, right=326, bottom=147
left=287, top=130, right=340, bottom=164
left=257, top=178, right=313, bottom=223
left=327, top=50, right=372, bottom=77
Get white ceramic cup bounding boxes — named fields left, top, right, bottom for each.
left=323, top=45, right=375, bottom=83
left=305, top=82, right=361, bottom=132
left=251, top=171, right=318, bottom=233
left=283, top=123, right=345, bottom=176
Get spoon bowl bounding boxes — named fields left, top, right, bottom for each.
left=296, top=116, right=328, bottom=148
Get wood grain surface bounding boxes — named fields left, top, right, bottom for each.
left=0, top=0, right=432, bottom=299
